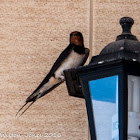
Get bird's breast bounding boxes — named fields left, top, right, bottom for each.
left=54, top=50, right=85, bottom=79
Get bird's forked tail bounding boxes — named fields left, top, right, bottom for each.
left=16, top=81, right=63, bottom=117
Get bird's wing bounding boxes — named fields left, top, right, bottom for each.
left=80, top=48, right=90, bottom=66
left=48, top=44, right=74, bottom=76
left=27, top=44, right=73, bottom=99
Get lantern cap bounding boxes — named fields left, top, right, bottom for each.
left=90, top=17, right=140, bottom=65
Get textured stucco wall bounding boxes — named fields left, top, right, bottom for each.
left=0, top=0, right=89, bottom=140
left=1, top=0, right=140, bottom=140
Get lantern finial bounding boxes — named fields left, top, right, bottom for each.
left=117, top=17, right=137, bottom=41
left=120, top=17, right=134, bottom=34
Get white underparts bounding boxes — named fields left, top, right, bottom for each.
left=54, top=50, right=85, bottom=80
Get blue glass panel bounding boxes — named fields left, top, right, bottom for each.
left=89, top=75, right=119, bottom=140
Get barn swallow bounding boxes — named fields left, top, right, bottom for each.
left=17, top=31, right=89, bottom=117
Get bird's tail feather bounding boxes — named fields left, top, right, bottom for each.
left=26, top=81, right=63, bottom=103
left=16, top=102, right=28, bottom=116
left=16, top=81, right=63, bottom=117
left=16, top=101, right=35, bottom=118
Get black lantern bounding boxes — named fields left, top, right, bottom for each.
left=64, top=17, right=140, bottom=140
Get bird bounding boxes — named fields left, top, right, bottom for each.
left=16, top=31, right=89, bottom=117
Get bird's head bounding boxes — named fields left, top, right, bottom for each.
left=70, top=31, right=84, bottom=46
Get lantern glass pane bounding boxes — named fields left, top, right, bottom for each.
left=128, top=75, right=140, bottom=139
left=88, top=75, right=119, bottom=140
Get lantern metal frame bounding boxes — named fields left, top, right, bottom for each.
left=75, top=59, right=140, bottom=140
